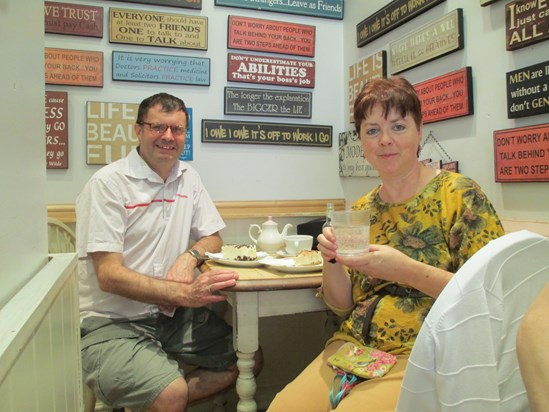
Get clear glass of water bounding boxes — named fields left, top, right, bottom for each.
left=331, top=209, right=370, bottom=256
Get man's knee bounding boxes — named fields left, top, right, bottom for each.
left=149, top=377, right=188, bottom=412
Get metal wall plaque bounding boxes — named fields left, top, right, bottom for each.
left=494, top=123, right=549, bottom=182
left=103, top=0, right=201, bottom=9
left=348, top=51, right=386, bottom=123
left=215, top=0, right=343, bottom=20
left=224, top=87, right=312, bottom=118
left=45, top=91, right=68, bottom=169
left=507, top=61, right=549, bottom=118
left=506, top=0, right=549, bottom=50
left=112, top=51, right=210, bottom=86
left=356, top=0, right=446, bottom=47
left=227, top=15, right=315, bottom=57
left=339, top=130, right=379, bottom=177
left=45, top=2, right=103, bottom=37
left=389, top=9, right=463, bottom=75
left=414, top=67, right=474, bottom=124
left=202, top=119, right=332, bottom=147
left=227, top=53, right=315, bottom=88
left=109, top=8, right=207, bottom=50
left=45, top=48, right=103, bottom=87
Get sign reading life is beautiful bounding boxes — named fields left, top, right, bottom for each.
left=45, top=91, right=68, bottom=169
left=339, top=130, right=379, bottom=177
left=356, top=0, right=446, bottom=47
left=45, top=2, right=103, bottom=37
left=348, top=51, right=386, bottom=123
left=494, top=123, right=549, bottom=182
left=228, top=15, right=315, bottom=57
left=215, top=0, right=343, bottom=20
left=109, top=8, right=207, bottom=50
left=224, top=87, right=312, bottom=118
left=507, top=61, right=549, bottom=118
left=414, top=67, right=474, bottom=124
left=389, top=9, right=463, bottom=75
left=112, top=51, right=210, bottom=86
left=202, top=119, right=332, bottom=147
left=103, top=0, right=201, bottom=9
left=228, top=53, right=315, bottom=88
left=506, top=0, right=549, bottom=50
left=45, top=48, right=103, bottom=87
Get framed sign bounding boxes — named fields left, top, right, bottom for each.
left=506, top=0, right=549, bottom=50
left=389, top=9, right=463, bottom=75
left=228, top=53, right=315, bottom=88
left=481, top=0, right=501, bottom=5
left=45, top=91, right=68, bottom=169
left=215, top=0, right=343, bottom=20
left=414, top=67, right=474, bottom=124
left=348, top=51, right=386, bottom=123
left=339, top=130, right=379, bottom=177
left=507, top=61, right=549, bottom=119
left=228, top=15, right=315, bottom=57
left=45, top=48, right=103, bottom=87
left=45, top=2, right=103, bottom=37
left=102, top=0, right=201, bottom=9
left=202, top=119, right=332, bottom=147
left=109, top=8, right=207, bottom=50
left=224, top=87, right=312, bottom=118
left=356, top=0, right=446, bottom=47
left=494, top=123, right=549, bottom=182
left=112, top=51, right=210, bottom=86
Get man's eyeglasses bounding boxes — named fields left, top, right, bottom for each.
left=140, top=122, right=187, bottom=137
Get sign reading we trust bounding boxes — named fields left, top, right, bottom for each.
left=224, top=87, right=312, bottom=118
left=215, top=0, right=343, bottom=20
left=507, top=61, right=549, bottom=118
left=109, top=8, right=207, bottom=50
left=45, top=2, right=103, bottom=37
left=228, top=15, right=315, bottom=57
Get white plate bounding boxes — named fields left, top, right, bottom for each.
left=276, top=250, right=297, bottom=258
left=206, top=252, right=268, bottom=268
left=258, top=257, right=323, bottom=273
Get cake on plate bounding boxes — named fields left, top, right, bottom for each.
left=294, top=250, right=322, bottom=266
left=222, top=244, right=257, bottom=261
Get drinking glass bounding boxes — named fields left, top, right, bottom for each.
left=331, top=210, right=370, bottom=256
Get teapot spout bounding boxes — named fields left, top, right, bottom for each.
left=281, top=223, right=293, bottom=238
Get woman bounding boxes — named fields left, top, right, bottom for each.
left=267, top=77, right=504, bottom=411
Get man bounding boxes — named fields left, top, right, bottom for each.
left=77, top=93, right=242, bottom=411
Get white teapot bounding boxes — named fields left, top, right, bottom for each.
left=249, top=216, right=293, bottom=253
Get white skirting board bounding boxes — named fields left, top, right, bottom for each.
left=0, top=253, right=81, bottom=411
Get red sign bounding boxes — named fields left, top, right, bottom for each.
left=45, top=91, right=68, bottom=169
left=414, top=67, right=473, bottom=124
left=45, top=2, right=103, bottom=37
left=227, top=53, right=315, bottom=88
left=45, top=48, right=103, bottom=87
left=228, top=15, right=315, bottom=57
left=494, top=123, right=549, bottom=182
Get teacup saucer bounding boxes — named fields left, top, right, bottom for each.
left=277, top=250, right=297, bottom=258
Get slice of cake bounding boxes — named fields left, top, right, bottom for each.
left=222, top=244, right=257, bottom=261
left=294, top=250, right=322, bottom=266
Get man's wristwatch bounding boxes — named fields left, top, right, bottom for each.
left=186, top=248, right=205, bottom=264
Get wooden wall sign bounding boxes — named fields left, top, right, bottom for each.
left=224, top=87, right=312, bottom=118
left=339, top=130, right=379, bottom=177
left=348, top=51, right=386, bottom=123
left=45, top=2, right=103, bottom=37
left=45, top=48, right=103, bottom=87
left=227, top=15, right=315, bottom=58
left=109, top=8, right=207, bottom=50
left=45, top=91, right=68, bottom=169
left=414, top=67, right=474, bottom=124
left=494, top=123, right=549, bottom=182
left=103, top=0, right=201, bottom=9
left=356, top=0, right=446, bottom=47
left=506, top=0, right=549, bottom=50
left=215, top=0, right=343, bottom=20
left=507, top=60, right=549, bottom=118
left=228, top=53, right=315, bottom=88
left=202, top=119, right=332, bottom=147
left=481, top=0, right=501, bottom=5
left=112, top=51, right=210, bottom=86
left=389, top=9, right=463, bottom=75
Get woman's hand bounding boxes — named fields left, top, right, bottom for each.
left=317, top=226, right=337, bottom=263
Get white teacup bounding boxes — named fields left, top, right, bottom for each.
left=284, top=235, right=313, bottom=255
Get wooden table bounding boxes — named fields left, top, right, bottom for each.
left=200, top=260, right=325, bottom=412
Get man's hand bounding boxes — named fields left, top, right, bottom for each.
left=184, top=269, right=239, bottom=307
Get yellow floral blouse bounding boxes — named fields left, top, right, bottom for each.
left=326, top=171, right=504, bottom=355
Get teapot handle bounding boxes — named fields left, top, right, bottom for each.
left=249, top=224, right=261, bottom=244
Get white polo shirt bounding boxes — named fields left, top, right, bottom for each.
left=76, top=149, right=225, bottom=320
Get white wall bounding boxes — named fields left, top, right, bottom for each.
left=342, top=0, right=549, bottom=222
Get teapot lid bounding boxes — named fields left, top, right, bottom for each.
left=263, top=216, right=278, bottom=226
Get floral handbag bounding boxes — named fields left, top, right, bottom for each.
left=327, top=342, right=397, bottom=408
